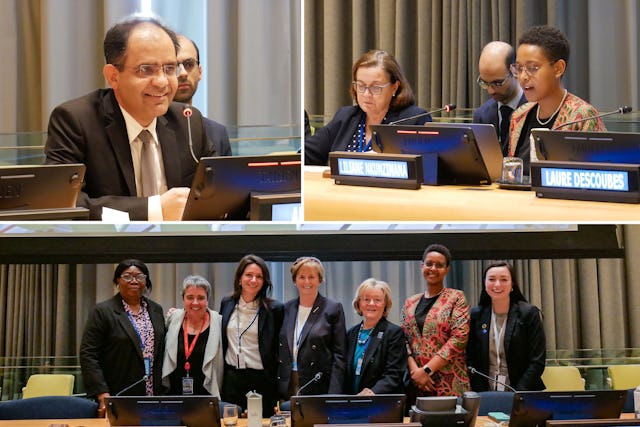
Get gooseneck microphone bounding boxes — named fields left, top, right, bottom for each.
left=388, top=104, right=457, bottom=125
left=468, top=366, right=516, bottom=392
left=296, top=372, right=323, bottom=396
left=115, top=374, right=149, bottom=396
left=552, top=106, right=632, bottom=130
left=183, top=104, right=199, bottom=163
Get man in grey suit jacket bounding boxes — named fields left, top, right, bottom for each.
left=45, top=16, right=217, bottom=220
left=174, top=34, right=232, bottom=157
left=473, top=41, right=527, bottom=156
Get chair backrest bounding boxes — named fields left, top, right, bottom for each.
left=607, top=364, right=640, bottom=390
left=22, top=374, right=75, bottom=399
left=541, top=366, right=585, bottom=391
left=0, top=395, right=98, bottom=419
left=477, top=391, right=514, bottom=416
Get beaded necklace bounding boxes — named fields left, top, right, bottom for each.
left=357, top=323, right=373, bottom=345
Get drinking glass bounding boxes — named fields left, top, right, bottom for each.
left=223, top=404, right=239, bottom=427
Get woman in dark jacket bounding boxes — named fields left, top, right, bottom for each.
left=220, top=254, right=284, bottom=417
left=305, top=49, right=431, bottom=165
left=466, top=261, right=546, bottom=391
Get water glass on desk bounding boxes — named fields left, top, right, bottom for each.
left=223, top=404, right=239, bottom=427
left=501, top=157, right=524, bottom=184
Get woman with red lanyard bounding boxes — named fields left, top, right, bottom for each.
left=163, top=275, right=224, bottom=396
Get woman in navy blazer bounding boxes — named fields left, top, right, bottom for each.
left=344, top=278, right=407, bottom=395
left=305, top=49, right=431, bottom=165
left=278, top=257, right=347, bottom=399
left=220, top=255, right=284, bottom=416
left=466, top=261, right=546, bottom=391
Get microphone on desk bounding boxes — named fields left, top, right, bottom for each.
left=551, top=106, right=632, bottom=130
left=183, top=104, right=199, bottom=164
left=388, top=104, right=457, bottom=125
left=468, top=366, right=516, bottom=392
left=115, top=374, right=149, bottom=396
left=296, top=372, right=323, bottom=396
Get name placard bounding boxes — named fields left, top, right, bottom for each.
left=329, top=152, right=422, bottom=189
left=531, top=161, right=640, bottom=203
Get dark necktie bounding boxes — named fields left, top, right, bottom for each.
left=499, top=105, right=513, bottom=157
left=138, top=130, right=160, bottom=197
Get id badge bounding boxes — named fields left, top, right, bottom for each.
left=355, top=357, right=363, bottom=376
left=143, top=357, right=151, bottom=377
left=496, top=374, right=507, bottom=391
left=238, top=352, right=247, bottom=369
left=182, top=376, right=194, bottom=394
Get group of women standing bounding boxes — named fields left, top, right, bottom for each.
left=80, top=246, right=546, bottom=417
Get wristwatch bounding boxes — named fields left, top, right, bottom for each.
left=423, top=365, right=432, bottom=375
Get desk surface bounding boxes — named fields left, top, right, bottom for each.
left=304, top=169, right=640, bottom=221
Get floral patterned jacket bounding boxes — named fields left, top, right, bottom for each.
left=508, top=91, right=606, bottom=157
left=401, top=288, right=470, bottom=396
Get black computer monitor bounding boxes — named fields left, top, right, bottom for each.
left=290, top=394, right=405, bottom=427
left=547, top=419, right=640, bottom=427
left=508, top=390, right=627, bottom=427
left=181, top=154, right=301, bottom=220
left=531, top=130, right=640, bottom=163
left=249, top=192, right=301, bottom=221
left=105, top=395, right=220, bottom=427
left=371, top=123, right=502, bottom=185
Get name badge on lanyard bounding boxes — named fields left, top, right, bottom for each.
left=355, top=357, right=364, bottom=376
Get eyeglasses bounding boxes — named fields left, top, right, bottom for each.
left=422, top=261, right=446, bottom=270
left=352, top=81, right=392, bottom=95
left=360, top=297, right=384, bottom=305
left=476, top=74, right=511, bottom=90
left=120, top=273, right=147, bottom=283
left=121, top=63, right=179, bottom=78
left=510, top=61, right=556, bottom=78
left=178, top=58, right=199, bottom=73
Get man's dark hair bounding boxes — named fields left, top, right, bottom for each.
left=179, top=35, right=200, bottom=62
left=505, top=45, right=516, bottom=69
left=104, top=15, right=179, bottom=66
left=518, top=25, right=570, bottom=64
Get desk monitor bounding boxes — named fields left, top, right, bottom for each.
left=291, top=394, right=405, bottom=427
left=371, top=123, right=501, bottom=185
left=249, top=192, right=301, bottom=221
left=105, top=395, right=220, bottom=427
left=0, top=164, right=85, bottom=211
left=181, top=154, right=301, bottom=220
left=508, top=390, right=627, bottom=427
left=531, top=130, right=640, bottom=164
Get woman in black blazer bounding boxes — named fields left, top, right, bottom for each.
left=278, top=257, right=347, bottom=399
left=220, top=254, right=284, bottom=416
left=344, top=278, right=407, bottom=395
left=80, top=259, right=166, bottom=416
left=466, top=261, right=546, bottom=391
left=305, top=49, right=431, bottom=165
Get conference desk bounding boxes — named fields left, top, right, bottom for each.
left=303, top=168, right=640, bottom=221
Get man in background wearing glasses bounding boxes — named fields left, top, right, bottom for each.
left=473, top=41, right=526, bottom=156
left=175, top=34, right=231, bottom=157
left=45, top=16, right=217, bottom=221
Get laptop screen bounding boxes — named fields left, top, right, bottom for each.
left=105, top=395, right=220, bottom=427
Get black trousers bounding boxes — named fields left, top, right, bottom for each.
left=221, top=363, right=276, bottom=417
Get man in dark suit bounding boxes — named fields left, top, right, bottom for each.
left=45, top=16, right=217, bottom=220
left=473, top=41, right=527, bottom=156
left=174, top=34, right=232, bottom=157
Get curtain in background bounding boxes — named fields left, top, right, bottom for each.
left=2, top=225, right=639, bottom=375
left=304, top=0, right=640, bottom=119
left=0, top=0, right=300, bottom=133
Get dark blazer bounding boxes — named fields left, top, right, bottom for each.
left=304, top=104, right=432, bottom=165
left=472, top=94, right=528, bottom=153
left=203, top=117, right=232, bottom=156
left=45, top=88, right=217, bottom=220
left=466, top=301, right=546, bottom=392
left=344, top=317, right=407, bottom=395
left=278, top=293, right=347, bottom=399
left=79, top=293, right=166, bottom=397
left=219, top=296, right=284, bottom=392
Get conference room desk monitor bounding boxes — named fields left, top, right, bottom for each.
left=181, top=154, right=301, bottom=221
left=303, top=166, right=640, bottom=221
left=105, top=395, right=220, bottom=427
left=371, top=123, right=502, bottom=185
left=0, top=164, right=89, bottom=220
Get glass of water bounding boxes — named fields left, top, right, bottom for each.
left=223, top=404, right=239, bottom=427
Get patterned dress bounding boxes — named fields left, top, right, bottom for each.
left=401, top=288, right=470, bottom=396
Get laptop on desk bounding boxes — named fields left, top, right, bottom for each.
left=181, top=154, right=301, bottom=221
left=0, top=163, right=86, bottom=213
